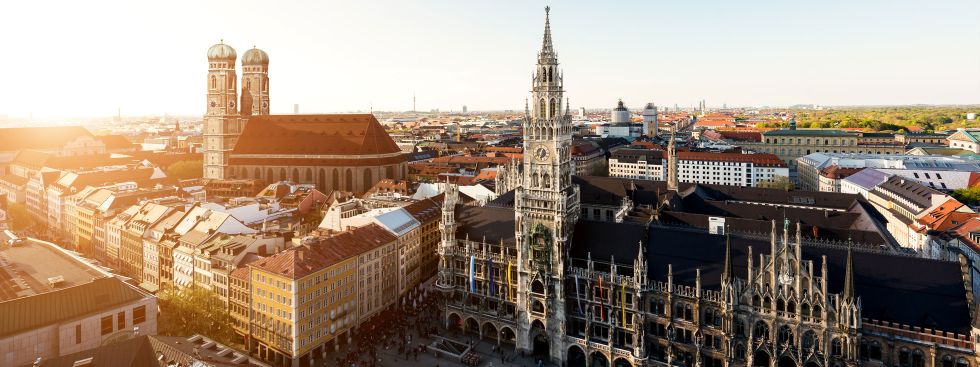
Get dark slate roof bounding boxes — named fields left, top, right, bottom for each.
left=844, top=168, right=891, bottom=191
left=0, top=277, right=148, bottom=337
left=38, top=334, right=158, bottom=367
left=569, top=223, right=971, bottom=333
left=873, top=175, right=942, bottom=211
left=455, top=205, right=516, bottom=246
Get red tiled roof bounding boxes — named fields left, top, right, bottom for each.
left=249, top=223, right=396, bottom=279
left=474, top=169, right=497, bottom=181
left=97, top=135, right=135, bottom=150
left=232, top=114, right=401, bottom=156
left=718, top=131, right=762, bottom=142
left=917, top=198, right=976, bottom=232
left=485, top=147, right=523, bottom=154
left=363, top=179, right=412, bottom=196
left=430, top=156, right=512, bottom=165
left=0, top=126, right=94, bottom=152
left=819, top=165, right=863, bottom=179
left=228, top=156, right=405, bottom=167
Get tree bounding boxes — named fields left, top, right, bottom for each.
left=165, top=160, right=203, bottom=180
left=589, top=161, right=609, bottom=177
left=951, top=187, right=980, bottom=206
left=758, top=176, right=794, bottom=190
left=157, top=286, right=237, bottom=347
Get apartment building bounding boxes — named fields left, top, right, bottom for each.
left=608, top=148, right=788, bottom=187
left=244, top=225, right=396, bottom=367
left=797, top=152, right=980, bottom=192
left=738, top=128, right=906, bottom=168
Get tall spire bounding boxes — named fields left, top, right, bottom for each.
left=667, top=125, right=679, bottom=192
left=843, top=242, right=855, bottom=302
left=722, top=226, right=733, bottom=285
left=541, top=6, right=554, bottom=58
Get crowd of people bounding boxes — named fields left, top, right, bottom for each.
left=331, top=290, right=443, bottom=367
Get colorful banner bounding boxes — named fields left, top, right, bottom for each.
left=469, top=255, right=475, bottom=293
left=621, top=281, right=627, bottom=326
left=487, top=257, right=494, bottom=297
left=506, top=261, right=513, bottom=301
left=598, top=276, right=605, bottom=321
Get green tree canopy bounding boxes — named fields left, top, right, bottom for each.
left=165, top=160, right=203, bottom=180
left=157, top=286, right=237, bottom=347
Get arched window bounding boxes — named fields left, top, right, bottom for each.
left=332, top=168, right=340, bottom=191
left=210, top=76, right=217, bottom=89
left=532, top=300, right=544, bottom=313
left=279, top=168, right=286, bottom=182
left=267, top=168, right=273, bottom=182
left=318, top=169, right=326, bottom=190
left=753, top=321, right=769, bottom=340
left=548, top=67, right=553, bottom=83
left=733, top=319, right=745, bottom=337
left=912, top=350, right=925, bottom=367
left=734, top=344, right=746, bottom=360
left=345, top=168, right=353, bottom=191
left=539, top=99, right=547, bottom=119
left=776, top=298, right=785, bottom=312
left=550, top=98, right=558, bottom=118
left=777, top=326, right=793, bottom=346
left=305, top=168, right=313, bottom=182
left=531, top=280, right=544, bottom=294
left=753, top=295, right=761, bottom=308
left=802, top=331, right=816, bottom=351
left=254, top=168, right=261, bottom=180
left=764, top=296, right=772, bottom=309
left=246, top=79, right=251, bottom=90
left=292, top=168, right=299, bottom=182
left=787, top=300, right=796, bottom=314
left=832, top=338, right=844, bottom=357
left=363, top=169, right=373, bottom=191
left=386, top=166, right=394, bottom=179
left=957, top=357, right=970, bottom=367
left=542, top=174, right=550, bottom=188
left=813, top=305, right=822, bottom=322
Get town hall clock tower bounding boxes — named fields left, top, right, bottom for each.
left=513, top=6, right=581, bottom=360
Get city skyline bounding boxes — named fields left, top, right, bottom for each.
left=1, top=0, right=978, bottom=118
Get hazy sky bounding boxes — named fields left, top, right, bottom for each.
left=1, top=0, right=978, bottom=118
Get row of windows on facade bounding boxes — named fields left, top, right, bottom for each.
left=90, top=305, right=147, bottom=342
left=768, top=138, right=857, bottom=146
left=209, top=75, right=269, bottom=92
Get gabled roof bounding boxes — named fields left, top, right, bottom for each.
left=96, top=134, right=135, bottom=150
left=842, top=168, right=891, bottom=191
left=250, top=224, right=396, bottom=279
left=232, top=114, right=401, bottom=156
left=0, top=126, right=95, bottom=152
left=0, top=277, right=147, bottom=337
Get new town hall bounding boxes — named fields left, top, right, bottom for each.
left=437, top=8, right=980, bottom=367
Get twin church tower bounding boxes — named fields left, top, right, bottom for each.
left=203, top=42, right=271, bottom=179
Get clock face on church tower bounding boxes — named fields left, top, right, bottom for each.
left=534, top=146, right=550, bottom=162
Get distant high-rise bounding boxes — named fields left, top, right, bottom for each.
left=462, top=105, right=467, bottom=113
left=611, top=99, right=629, bottom=124
left=578, top=106, right=586, bottom=117
left=293, top=104, right=299, bottom=114
left=642, top=102, right=658, bottom=136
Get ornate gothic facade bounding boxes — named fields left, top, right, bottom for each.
left=437, top=7, right=979, bottom=367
